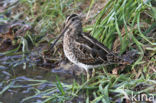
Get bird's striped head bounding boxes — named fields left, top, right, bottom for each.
left=64, top=14, right=82, bottom=31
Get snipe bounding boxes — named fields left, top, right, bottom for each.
left=50, top=14, right=132, bottom=80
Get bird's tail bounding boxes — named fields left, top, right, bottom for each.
left=106, top=50, right=138, bottom=65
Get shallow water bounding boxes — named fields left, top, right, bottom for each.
left=0, top=27, right=82, bottom=102
left=0, top=52, right=80, bottom=103
left=0, top=28, right=80, bottom=102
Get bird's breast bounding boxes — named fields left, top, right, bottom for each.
left=63, top=33, right=77, bottom=63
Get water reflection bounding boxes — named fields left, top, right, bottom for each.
left=0, top=0, right=84, bottom=102
left=0, top=56, right=78, bottom=103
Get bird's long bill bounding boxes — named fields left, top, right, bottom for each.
left=49, top=26, right=68, bottom=50
left=49, top=17, right=74, bottom=50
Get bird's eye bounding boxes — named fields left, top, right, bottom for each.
left=72, top=18, right=75, bottom=21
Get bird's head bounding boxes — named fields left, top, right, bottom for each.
left=49, top=14, right=82, bottom=50
left=64, top=14, right=82, bottom=31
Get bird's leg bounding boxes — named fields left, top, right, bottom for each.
left=84, top=68, right=90, bottom=81
left=87, top=73, right=90, bottom=81
left=92, top=68, right=95, bottom=77
left=87, top=71, right=90, bottom=81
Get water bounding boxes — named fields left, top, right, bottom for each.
left=0, top=0, right=85, bottom=102
left=0, top=51, right=80, bottom=103
left=0, top=30, right=80, bottom=102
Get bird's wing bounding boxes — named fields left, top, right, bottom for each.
left=82, top=33, right=111, bottom=54
left=72, top=34, right=110, bottom=65
left=73, top=33, right=126, bottom=65
left=82, top=33, right=127, bottom=63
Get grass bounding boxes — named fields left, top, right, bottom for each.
left=0, top=0, right=155, bottom=103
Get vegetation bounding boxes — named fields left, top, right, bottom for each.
left=0, top=0, right=155, bottom=103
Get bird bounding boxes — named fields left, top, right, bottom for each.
left=50, top=14, right=132, bottom=80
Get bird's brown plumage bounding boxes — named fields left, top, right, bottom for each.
left=63, top=14, right=128, bottom=69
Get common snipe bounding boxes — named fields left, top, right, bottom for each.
left=51, top=14, right=133, bottom=80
